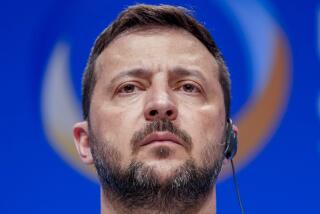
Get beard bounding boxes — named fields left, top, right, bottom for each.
left=89, top=119, right=224, bottom=214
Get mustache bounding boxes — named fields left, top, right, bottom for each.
left=131, top=119, right=192, bottom=153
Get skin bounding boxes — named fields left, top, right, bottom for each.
left=73, top=27, right=227, bottom=214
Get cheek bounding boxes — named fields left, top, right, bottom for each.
left=90, top=100, right=145, bottom=164
left=179, top=104, right=225, bottom=158
left=199, top=104, right=225, bottom=133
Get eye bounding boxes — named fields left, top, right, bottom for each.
left=117, top=83, right=140, bottom=94
left=180, top=82, right=201, bottom=94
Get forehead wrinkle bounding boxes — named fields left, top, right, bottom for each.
left=104, top=26, right=212, bottom=58
left=110, top=68, right=152, bottom=85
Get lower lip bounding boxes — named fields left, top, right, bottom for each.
left=143, top=140, right=181, bottom=147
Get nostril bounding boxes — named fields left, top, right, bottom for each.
left=166, top=110, right=173, bottom=116
left=150, top=109, right=158, bottom=116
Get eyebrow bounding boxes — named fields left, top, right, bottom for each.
left=169, top=67, right=207, bottom=83
left=110, top=66, right=207, bottom=85
left=110, top=68, right=151, bottom=85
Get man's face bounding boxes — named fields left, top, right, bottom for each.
left=88, top=28, right=226, bottom=182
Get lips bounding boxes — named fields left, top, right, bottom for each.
left=139, top=131, right=183, bottom=147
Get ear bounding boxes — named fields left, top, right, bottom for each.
left=72, top=121, right=93, bottom=165
left=232, top=124, right=239, bottom=135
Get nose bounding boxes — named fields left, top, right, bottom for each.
left=144, top=91, right=178, bottom=121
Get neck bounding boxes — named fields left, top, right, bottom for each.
left=100, top=187, right=217, bottom=214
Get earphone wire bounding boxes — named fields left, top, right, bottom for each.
left=230, top=159, right=245, bottom=214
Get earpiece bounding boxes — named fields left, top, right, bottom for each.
left=224, top=119, right=244, bottom=214
left=224, top=118, right=238, bottom=160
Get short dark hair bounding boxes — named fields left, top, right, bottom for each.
left=82, top=4, right=231, bottom=120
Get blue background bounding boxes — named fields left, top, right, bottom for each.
left=1, top=0, right=319, bottom=213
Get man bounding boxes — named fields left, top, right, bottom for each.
left=73, top=4, right=238, bottom=214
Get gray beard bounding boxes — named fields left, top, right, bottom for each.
left=89, top=120, right=224, bottom=214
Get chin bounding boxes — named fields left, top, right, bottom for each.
left=142, top=158, right=187, bottom=183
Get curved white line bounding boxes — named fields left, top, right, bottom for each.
left=41, top=42, right=82, bottom=162
left=216, top=0, right=277, bottom=97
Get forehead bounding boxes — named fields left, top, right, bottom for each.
left=95, top=27, right=219, bottom=80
